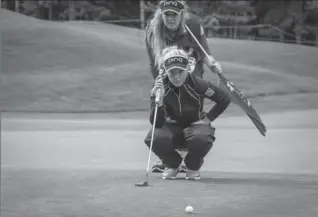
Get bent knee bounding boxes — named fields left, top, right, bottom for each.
left=187, top=133, right=214, bottom=146
left=185, top=128, right=215, bottom=151
left=185, top=126, right=215, bottom=143
left=144, top=129, right=172, bottom=147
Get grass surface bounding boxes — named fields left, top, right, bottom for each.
left=1, top=9, right=318, bottom=113
left=2, top=169, right=318, bottom=217
left=2, top=108, right=318, bottom=216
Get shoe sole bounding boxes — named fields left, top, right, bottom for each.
left=162, top=176, right=177, bottom=180
left=179, top=170, right=187, bottom=173
left=152, top=168, right=165, bottom=173
left=157, top=170, right=188, bottom=174
left=185, top=176, right=201, bottom=180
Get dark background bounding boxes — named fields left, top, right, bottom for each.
left=2, top=0, right=318, bottom=46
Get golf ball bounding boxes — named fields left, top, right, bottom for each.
left=185, top=205, right=194, bottom=213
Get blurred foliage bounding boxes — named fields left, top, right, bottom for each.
left=2, top=0, right=318, bottom=45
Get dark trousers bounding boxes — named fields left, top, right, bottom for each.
left=144, top=123, right=215, bottom=170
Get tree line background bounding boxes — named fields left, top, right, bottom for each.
left=2, top=0, right=318, bottom=46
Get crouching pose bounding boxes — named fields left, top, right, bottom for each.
left=144, top=46, right=230, bottom=180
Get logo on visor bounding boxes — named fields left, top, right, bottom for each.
left=163, top=1, right=178, bottom=7
left=167, top=57, right=184, bottom=64
left=160, top=1, right=184, bottom=10
left=164, top=56, right=188, bottom=71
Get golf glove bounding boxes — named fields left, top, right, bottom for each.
left=210, top=60, right=222, bottom=74
left=151, top=75, right=165, bottom=106
left=187, top=57, right=196, bottom=73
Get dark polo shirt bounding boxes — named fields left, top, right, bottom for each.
left=146, top=14, right=212, bottom=79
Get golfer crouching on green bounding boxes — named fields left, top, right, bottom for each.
left=144, top=46, right=230, bottom=180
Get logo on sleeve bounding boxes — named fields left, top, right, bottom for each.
left=205, top=87, right=215, bottom=97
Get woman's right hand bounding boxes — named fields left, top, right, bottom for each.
left=151, top=74, right=165, bottom=105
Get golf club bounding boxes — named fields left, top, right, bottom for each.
left=135, top=87, right=162, bottom=187
left=184, top=24, right=266, bottom=136
left=184, top=24, right=217, bottom=70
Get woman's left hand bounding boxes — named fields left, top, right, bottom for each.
left=192, top=116, right=212, bottom=126
left=210, top=60, right=222, bottom=74
left=204, top=55, right=222, bottom=74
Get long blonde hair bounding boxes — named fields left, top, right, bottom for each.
left=145, top=1, right=190, bottom=69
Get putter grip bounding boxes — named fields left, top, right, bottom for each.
left=154, top=69, right=164, bottom=104
left=155, top=88, right=161, bottom=104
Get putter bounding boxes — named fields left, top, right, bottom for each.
left=135, top=88, right=161, bottom=187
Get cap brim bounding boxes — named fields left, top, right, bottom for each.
left=161, top=7, right=182, bottom=14
left=166, top=66, right=187, bottom=72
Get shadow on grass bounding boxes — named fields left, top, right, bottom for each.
left=155, top=174, right=318, bottom=188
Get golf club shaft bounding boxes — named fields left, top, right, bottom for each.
left=184, top=24, right=216, bottom=72
left=146, top=90, right=160, bottom=175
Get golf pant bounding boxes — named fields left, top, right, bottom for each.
left=144, top=123, right=215, bottom=170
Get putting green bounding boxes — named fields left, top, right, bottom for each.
left=2, top=110, right=318, bottom=216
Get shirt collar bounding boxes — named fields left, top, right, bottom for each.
left=163, top=24, right=187, bottom=40
left=166, top=74, right=190, bottom=90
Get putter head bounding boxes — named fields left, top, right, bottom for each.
left=134, top=181, right=149, bottom=187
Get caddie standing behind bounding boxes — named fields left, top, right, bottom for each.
left=145, top=0, right=224, bottom=172
left=145, top=0, right=222, bottom=79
